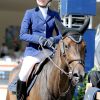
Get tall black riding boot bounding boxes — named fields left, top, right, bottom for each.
left=16, top=79, right=27, bottom=100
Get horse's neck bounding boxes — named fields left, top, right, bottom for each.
left=47, top=45, right=69, bottom=97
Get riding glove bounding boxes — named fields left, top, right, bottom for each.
left=44, top=37, right=54, bottom=48
left=39, top=36, right=54, bottom=48
left=39, top=36, right=47, bottom=46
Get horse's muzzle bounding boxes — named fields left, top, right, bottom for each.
left=71, top=70, right=85, bottom=86
left=71, top=73, right=80, bottom=86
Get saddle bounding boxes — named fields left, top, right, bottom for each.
left=8, top=58, right=49, bottom=95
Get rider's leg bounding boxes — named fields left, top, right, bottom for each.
left=19, top=56, right=40, bottom=81
left=16, top=49, right=53, bottom=100
left=17, top=56, right=40, bottom=100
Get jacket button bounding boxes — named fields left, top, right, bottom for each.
left=44, top=31, right=46, bottom=34
left=44, top=24, right=46, bottom=27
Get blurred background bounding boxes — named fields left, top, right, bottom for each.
left=0, top=0, right=100, bottom=100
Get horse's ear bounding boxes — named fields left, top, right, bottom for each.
left=55, top=17, right=70, bottom=36
left=55, top=17, right=90, bottom=36
left=78, top=17, right=90, bottom=34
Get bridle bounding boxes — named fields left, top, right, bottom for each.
left=60, top=36, right=85, bottom=77
left=41, top=35, right=85, bottom=80
left=56, top=36, right=85, bottom=97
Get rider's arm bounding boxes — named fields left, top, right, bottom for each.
left=19, top=10, right=42, bottom=44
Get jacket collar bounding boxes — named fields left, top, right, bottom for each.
left=35, top=7, right=52, bottom=21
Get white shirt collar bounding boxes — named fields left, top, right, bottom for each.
left=39, top=7, right=48, bottom=19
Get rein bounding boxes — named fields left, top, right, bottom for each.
left=40, top=45, right=70, bottom=77
left=40, top=38, right=84, bottom=79
left=40, top=45, right=74, bottom=98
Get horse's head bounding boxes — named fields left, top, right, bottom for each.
left=55, top=17, right=90, bottom=85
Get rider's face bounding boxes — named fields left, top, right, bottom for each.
left=36, top=0, right=50, bottom=7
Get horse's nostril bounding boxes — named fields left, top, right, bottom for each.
left=73, top=73, right=79, bottom=77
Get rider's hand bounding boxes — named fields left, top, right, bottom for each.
left=39, top=36, right=54, bottom=48
left=39, top=36, right=47, bottom=46
left=44, top=37, right=54, bottom=48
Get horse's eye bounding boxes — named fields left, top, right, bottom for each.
left=65, top=45, right=69, bottom=49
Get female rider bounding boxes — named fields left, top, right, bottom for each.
left=17, top=0, right=62, bottom=99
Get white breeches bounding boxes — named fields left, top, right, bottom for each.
left=19, top=56, right=40, bottom=81
left=18, top=49, right=53, bottom=82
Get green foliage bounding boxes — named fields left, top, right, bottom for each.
left=72, top=66, right=98, bottom=100
left=72, top=74, right=88, bottom=100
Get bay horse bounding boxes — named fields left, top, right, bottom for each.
left=6, top=17, right=90, bottom=100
